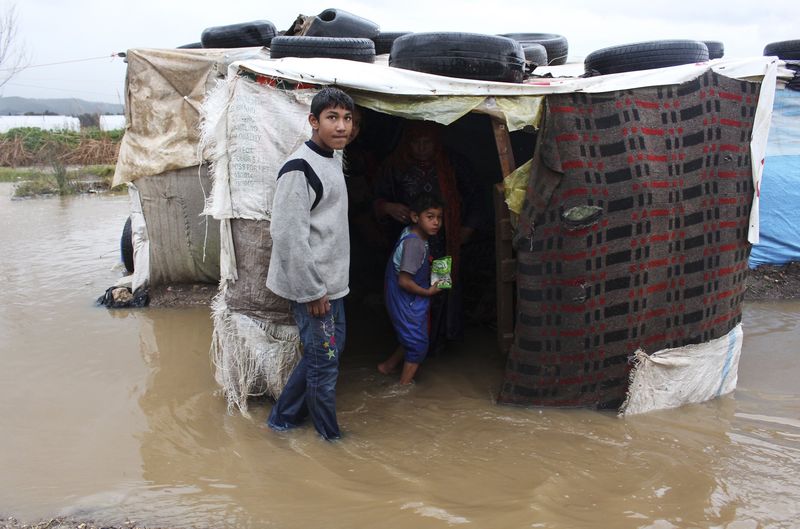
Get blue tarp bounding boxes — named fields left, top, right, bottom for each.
left=749, top=87, right=800, bottom=268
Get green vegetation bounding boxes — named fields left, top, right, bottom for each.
left=52, top=159, right=68, bottom=194
left=0, top=164, right=116, bottom=182
left=83, top=164, right=116, bottom=178
left=7, top=164, right=122, bottom=198
left=13, top=177, right=60, bottom=197
left=0, top=127, right=124, bottom=147
left=0, top=127, right=124, bottom=197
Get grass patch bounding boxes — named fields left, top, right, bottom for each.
left=9, top=164, right=123, bottom=197
left=79, top=164, right=124, bottom=193
left=13, top=177, right=60, bottom=197
left=83, top=164, right=116, bottom=178
left=0, top=167, right=50, bottom=182
left=53, top=160, right=69, bottom=195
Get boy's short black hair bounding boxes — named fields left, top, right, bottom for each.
left=410, top=192, right=444, bottom=215
left=310, top=87, right=354, bottom=119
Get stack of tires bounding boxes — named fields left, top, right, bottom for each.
left=181, top=14, right=574, bottom=84
left=500, top=33, right=569, bottom=66
left=178, top=9, right=382, bottom=64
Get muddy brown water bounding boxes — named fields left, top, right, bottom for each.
left=1, top=183, right=798, bottom=529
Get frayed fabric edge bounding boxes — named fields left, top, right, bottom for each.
left=210, top=285, right=301, bottom=417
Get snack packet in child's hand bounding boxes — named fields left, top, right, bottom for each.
left=431, top=256, right=452, bottom=289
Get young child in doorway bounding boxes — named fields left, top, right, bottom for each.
left=378, top=192, right=445, bottom=384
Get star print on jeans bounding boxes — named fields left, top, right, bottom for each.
left=321, top=317, right=337, bottom=360
left=322, top=335, right=336, bottom=359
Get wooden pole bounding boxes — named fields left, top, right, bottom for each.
left=491, top=118, right=517, bottom=355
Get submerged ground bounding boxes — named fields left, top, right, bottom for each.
left=1, top=183, right=798, bottom=529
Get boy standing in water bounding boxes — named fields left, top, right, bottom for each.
left=266, top=87, right=354, bottom=441
left=378, top=193, right=444, bottom=384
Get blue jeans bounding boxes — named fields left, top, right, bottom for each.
left=268, top=298, right=346, bottom=440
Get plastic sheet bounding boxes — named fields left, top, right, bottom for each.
left=749, top=88, right=800, bottom=267
left=620, top=324, right=743, bottom=416
left=127, top=184, right=151, bottom=292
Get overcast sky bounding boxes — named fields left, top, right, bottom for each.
left=0, top=0, right=796, bottom=105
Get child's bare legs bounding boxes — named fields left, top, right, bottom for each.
left=399, top=361, right=419, bottom=385
left=378, top=345, right=404, bottom=375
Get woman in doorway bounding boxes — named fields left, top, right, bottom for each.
left=373, top=120, right=486, bottom=353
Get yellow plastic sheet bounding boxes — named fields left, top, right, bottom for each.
left=350, top=93, right=543, bottom=130
left=503, top=157, right=533, bottom=215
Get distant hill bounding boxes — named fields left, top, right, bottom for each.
left=0, top=97, right=124, bottom=116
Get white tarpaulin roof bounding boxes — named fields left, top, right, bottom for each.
left=233, top=55, right=781, bottom=95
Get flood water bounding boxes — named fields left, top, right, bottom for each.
left=1, top=182, right=799, bottom=529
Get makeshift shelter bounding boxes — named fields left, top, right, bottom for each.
left=115, top=47, right=784, bottom=416
left=748, top=63, right=800, bottom=267
left=196, top=55, right=780, bottom=416
left=113, top=47, right=269, bottom=292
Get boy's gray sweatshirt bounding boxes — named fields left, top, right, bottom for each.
left=266, top=140, right=350, bottom=303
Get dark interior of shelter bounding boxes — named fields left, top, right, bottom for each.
left=341, top=107, right=534, bottom=361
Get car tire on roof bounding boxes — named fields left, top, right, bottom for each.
left=269, top=36, right=376, bottom=63
left=372, top=31, right=411, bottom=55
left=763, top=39, right=800, bottom=60
left=201, top=20, right=277, bottom=48
left=499, top=33, right=568, bottom=65
left=523, top=43, right=548, bottom=68
left=389, top=32, right=526, bottom=83
left=702, top=40, right=725, bottom=59
left=304, top=8, right=380, bottom=39
left=121, top=216, right=134, bottom=274
left=584, top=40, right=709, bottom=75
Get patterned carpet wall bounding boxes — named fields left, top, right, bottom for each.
left=500, top=71, right=760, bottom=409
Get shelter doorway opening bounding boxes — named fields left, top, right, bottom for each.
left=342, top=108, right=535, bottom=358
